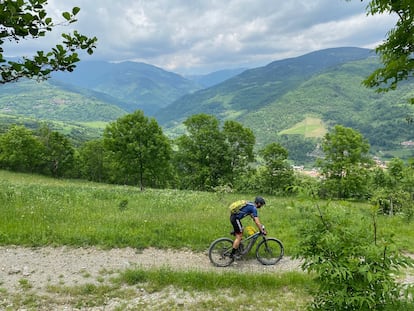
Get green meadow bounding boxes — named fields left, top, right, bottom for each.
left=1, top=169, right=413, bottom=310
left=1, top=169, right=302, bottom=251
left=279, top=116, right=327, bottom=138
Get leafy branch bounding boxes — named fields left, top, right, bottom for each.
left=0, top=0, right=97, bottom=84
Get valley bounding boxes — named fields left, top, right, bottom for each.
left=1, top=47, right=413, bottom=165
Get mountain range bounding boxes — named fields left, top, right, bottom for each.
left=0, top=47, right=413, bottom=164
left=51, top=61, right=201, bottom=115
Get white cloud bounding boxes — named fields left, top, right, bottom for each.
left=2, top=0, right=397, bottom=74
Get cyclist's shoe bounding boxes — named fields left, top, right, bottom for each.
left=229, top=253, right=241, bottom=260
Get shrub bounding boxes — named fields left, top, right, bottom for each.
left=296, top=202, right=414, bottom=310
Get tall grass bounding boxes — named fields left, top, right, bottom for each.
left=17, top=268, right=313, bottom=311
left=117, top=268, right=313, bottom=310
left=1, top=170, right=414, bottom=254
left=119, top=267, right=312, bottom=291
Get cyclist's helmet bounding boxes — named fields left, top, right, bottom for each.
left=254, top=196, right=266, bottom=206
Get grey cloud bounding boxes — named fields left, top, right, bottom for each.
left=3, top=0, right=396, bottom=74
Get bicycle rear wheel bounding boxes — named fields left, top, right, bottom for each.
left=256, top=237, right=284, bottom=265
left=208, top=237, right=234, bottom=267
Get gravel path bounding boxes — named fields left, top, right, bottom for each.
left=1, top=246, right=412, bottom=310
left=0, top=246, right=302, bottom=293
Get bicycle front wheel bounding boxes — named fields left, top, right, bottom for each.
left=208, top=237, right=234, bottom=267
left=256, top=237, right=284, bottom=265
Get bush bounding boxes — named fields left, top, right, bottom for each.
left=296, top=202, right=414, bottom=310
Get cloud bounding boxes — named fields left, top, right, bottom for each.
left=2, top=0, right=397, bottom=74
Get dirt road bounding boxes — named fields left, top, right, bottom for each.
left=0, top=246, right=302, bottom=293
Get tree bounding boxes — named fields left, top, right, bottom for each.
left=222, top=120, right=255, bottom=186
left=0, top=0, right=97, bottom=83
left=103, top=110, right=172, bottom=190
left=259, top=142, right=294, bottom=195
left=37, top=125, right=75, bottom=177
left=0, top=124, right=45, bottom=172
left=278, top=134, right=316, bottom=164
left=174, top=114, right=231, bottom=191
left=317, top=125, right=372, bottom=199
left=78, top=139, right=107, bottom=182
left=371, top=158, right=414, bottom=217
left=349, top=0, right=414, bottom=101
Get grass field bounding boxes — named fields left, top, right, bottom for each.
left=0, top=169, right=413, bottom=310
left=1, top=169, right=414, bottom=252
left=279, top=116, right=327, bottom=138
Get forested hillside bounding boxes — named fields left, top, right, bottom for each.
left=155, top=47, right=373, bottom=125
left=155, top=47, right=414, bottom=162
left=0, top=79, right=127, bottom=122
left=242, top=58, right=414, bottom=152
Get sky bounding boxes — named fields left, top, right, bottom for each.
left=4, top=0, right=397, bottom=75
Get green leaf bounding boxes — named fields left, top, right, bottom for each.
left=39, top=10, right=46, bottom=19
left=72, top=7, right=81, bottom=15
left=62, top=12, right=71, bottom=21
left=29, top=27, right=38, bottom=36
left=366, top=272, right=373, bottom=282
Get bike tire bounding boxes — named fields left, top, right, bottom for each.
left=208, top=237, right=234, bottom=267
left=256, top=237, right=284, bottom=265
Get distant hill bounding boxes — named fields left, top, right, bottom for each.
left=51, top=61, right=201, bottom=115
left=155, top=47, right=374, bottom=125
left=0, top=79, right=127, bottom=122
left=0, top=60, right=246, bottom=144
left=186, top=68, right=248, bottom=88
left=154, top=47, right=414, bottom=162
left=0, top=79, right=127, bottom=143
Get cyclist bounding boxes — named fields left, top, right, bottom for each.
left=230, top=196, right=267, bottom=258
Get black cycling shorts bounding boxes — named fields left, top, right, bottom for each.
left=230, top=214, right=243, bottom=234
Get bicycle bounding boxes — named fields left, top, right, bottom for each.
left=208, top=227, right=284, bottom=267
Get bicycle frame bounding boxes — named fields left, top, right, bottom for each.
left=238, top=231, right=263, bottom=256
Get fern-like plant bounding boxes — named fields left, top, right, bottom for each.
left=296, top=202, right=414, bottom=310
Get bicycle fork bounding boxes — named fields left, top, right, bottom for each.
left=259, top=237, right=273, bottom=255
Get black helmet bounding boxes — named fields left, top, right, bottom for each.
left=254, top=196, right=266, bottom=205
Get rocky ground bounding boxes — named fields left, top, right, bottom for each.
left=0, top=246, right=413, bottom=310
left=0, top=246, right=303, bottom=289
left=0, top=246, right=304, bottom=310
